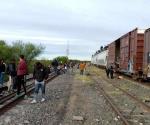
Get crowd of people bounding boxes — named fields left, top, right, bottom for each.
left=0, top=55, right=28, bottom=97
left=0, top=55, right=51, bottom=103
left=0, top=56, right=88, bottom=103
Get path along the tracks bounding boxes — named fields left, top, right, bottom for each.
left=0, top=69, right=126, bottom=125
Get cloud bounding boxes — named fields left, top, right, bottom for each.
left=0, top=0, right=150, bottom=60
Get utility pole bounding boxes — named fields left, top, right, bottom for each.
left=66, top=41, right=69, bottom=58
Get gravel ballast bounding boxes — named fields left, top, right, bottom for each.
left=0, top=70, right=123, bottom=125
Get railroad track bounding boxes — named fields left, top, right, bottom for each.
left=0, top=71, right=58, bottom=116
left=91, top=69, right=150, bottom=124
left=0, top=75, right=33, bottom=103
left=91, top=76, right=130, bottom=125
left=98, top=72, right=150, bottom=112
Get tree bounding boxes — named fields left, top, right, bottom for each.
left=11, top=41, right=45, bottom=63
left=0, top=40, right=45, bottom=73
left=54, top=56, right=68, bottom=64
left=0, top=40, right=6, bottom=46
left=0, top=40, right=13, bottom=62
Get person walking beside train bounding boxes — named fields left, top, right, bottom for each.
left=109, top=64, right=114, bottom=79
left=79, top=62, right=86, bottom=75
left=31, top=62, right=48, bottom=104
left=16, top=55, right=27, bottom=98
left=6, top=59, right=17, bottom=92
left=0, top=59, right=6, bottom=86
left=105, top=66, right=110, bottom=78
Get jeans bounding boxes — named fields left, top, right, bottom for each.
left=34, top=80, right=45, bottom=100
left=0, top=72, right=4, bottom=86
left=80, top=70, right=84, bottom=75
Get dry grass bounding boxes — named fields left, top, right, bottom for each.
left=74, top=74, right=94, bottom=86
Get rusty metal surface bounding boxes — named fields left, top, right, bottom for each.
left=107, top=38, right=120, bottom=67
left=131, top=29, right=144, bottom=72
left=143, top=28, right=150, bottom=76
left=117, top=28, right=144, bottom=74
left=108, top=42, right=116, bottom=65
left=120, top=33, right=130, bottom=71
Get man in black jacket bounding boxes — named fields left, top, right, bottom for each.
left=109, top=64, right=114, bottom=79
left=31, top=62, right=48, bottom=103
left=0, top=59, right=6, bottom=86
left=51, top=59, right=59, bottom=74
left=6, top=59, right=17, bottom=91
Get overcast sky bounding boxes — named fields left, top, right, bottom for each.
left=0, top=0, right=149, bottom=60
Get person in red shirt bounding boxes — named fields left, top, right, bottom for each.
left=16, top=55, right=27, bottom=97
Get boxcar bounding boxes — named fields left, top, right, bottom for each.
left=107, top=28, right=145, bottom=76
left=119, top=28, right=145, bottom=75
left=143, top=28, right=150, bottom=78
left=120, top=33, right=130, bottom=73
left=107, top=39, right=120, bottom=67
left=92, top=27, right=149, bottom=79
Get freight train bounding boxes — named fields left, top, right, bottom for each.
left=91, top=48, right=108, bottom=68
left=91, top=28, right=150, bottom=79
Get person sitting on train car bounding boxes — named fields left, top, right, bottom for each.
left=31, top=62, right=48, bottom=104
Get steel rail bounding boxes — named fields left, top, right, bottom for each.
left=98, top=72, right=150, bottom=112
left=93, top=68, right=150, bottom=112
left=111, top=83, right=150, bottom=112
left=92, top=77, right=130, bottom=125
left=0, top=71, right=58, bottom=116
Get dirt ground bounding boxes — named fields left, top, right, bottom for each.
left=0, top=69, right=123, bottom=125
left=61, top=71, right=122, bottom=125
left=89, top=66, right=150, bottom=125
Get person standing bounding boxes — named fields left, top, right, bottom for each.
left=0, top=59, right=6, bottom=86
left=6, top=59, right=17, bottom=91
left=79, top=62, right=86, bottom=75
left=109, top=64, right=114, bottom=79
left=105, top=66, right=110, bottom=78
left=64, top=63, right=67, bottom=73
left=51, top=59, right=59, bottom=75
left=16, top=55, right=27, bottom=97
left=70, top=62, right=74, bottom=73
left=31, top=62, right=48, bottom=103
